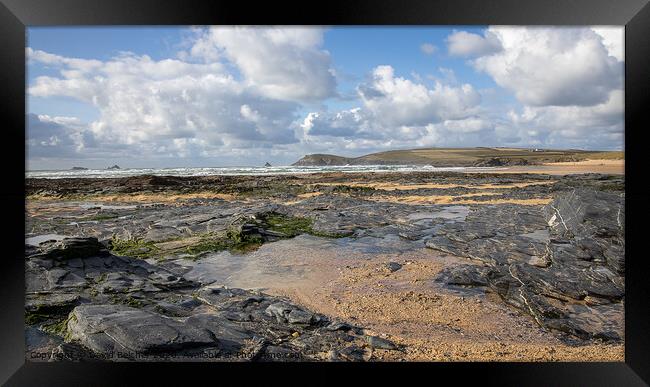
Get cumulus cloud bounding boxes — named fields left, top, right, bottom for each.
left=27, top=26, right=624, bottom=168
left=468, top=27, right=623, bottom=107
left=443, top=26, right=624, bottom=150
left=299, top=41, right=623, bottom=152
left=188, top=26, right=337, bottom=102
left=27, top=114, right=95, bottom=159
left=441, top=117, right=493, bottom=133
left=26, top=48, right=103, bottom=72
left=358, top=65, right=481, bottom=127
left=301, top=109, right=366, bottom=138
left=28, top=47, right=301, bottom=156
left=298, top=114, right=503, bottom=154
left=592, top=26, right=624, bottom=61
left=506, top=89, right=624, bottom=148
left=26, top=28, right=337, bottom=166
left=446, top=30, right=502, bottom=57
left=298, top=66, right=489, bottom=149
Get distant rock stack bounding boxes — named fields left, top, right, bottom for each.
left=264, top=162, right=272, bottom=167
left=107, top=165, right=120, bottom=170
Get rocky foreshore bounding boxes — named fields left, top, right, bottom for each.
left=25, top=171, right=625, bottom=361
left=27, top=236, right=377, bottom=361
left=430, top=189, right=624, bottom=342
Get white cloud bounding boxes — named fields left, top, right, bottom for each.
left=507, top=89, right=623, bottom=143
left=27, top=114, right=92, bottom=157
left=36, top=114, right=82, bottom=127
left=592, top=26, right=624, bottom=61
left=188, top=26, right=337, bottom=102
left=297, top=114, right=503, bottom=154
left=469, top=27, right=623, bottom=107
left=299, top=52, right=623, bottom=152
left=446, top=30, right=502, bottom=57
left=27, top=27, right=339, bottom=167
left=28, top=48, right=300, bottom=154
left=27, top=27, right=625, bottom=168
left=358, top=65, right=481, bottom=127
left=443, top=26, right=624, bottom=151
left=420, top=43, right=438, bottom=55
left=26, top=48, right=103, bottom=72
left=27, top=26, right=338, bottom=160
left=441, top=117, right=492, bottom=133
left=301, top=109, right=366, bottom=138
left=299, top=66, right=489, bottom=148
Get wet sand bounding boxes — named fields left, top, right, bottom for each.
left=365, top=195, right=552, bottom=206
left=483, top=159, right=624, bottom=175
left=192, top=236, right=623, bottom=362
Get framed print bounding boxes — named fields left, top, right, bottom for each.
left=1, top=0, right=649, bottom=385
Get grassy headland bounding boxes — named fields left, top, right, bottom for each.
left=292, top=147, right=623, bottom=167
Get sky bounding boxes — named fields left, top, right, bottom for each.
left=26, top=26, right=624, bottom=170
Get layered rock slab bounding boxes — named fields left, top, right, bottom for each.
left=25, top=237, right=385, bottom=361
left=429, top=189, right=624, bottom=342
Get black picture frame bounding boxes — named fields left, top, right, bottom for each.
left=1, top=0, right=649, bottom=385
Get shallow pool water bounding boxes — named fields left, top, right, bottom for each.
left=25, top=233, right=68, bottom=246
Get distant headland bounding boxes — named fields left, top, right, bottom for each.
left=292, top=147, right=623, bottom=167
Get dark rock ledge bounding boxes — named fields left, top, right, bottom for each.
left=429, top=189, right=624, bottom=342
left=25, top=237, right=397, bottom=362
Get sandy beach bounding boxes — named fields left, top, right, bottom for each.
left=486, top=159, right=624, bottom=175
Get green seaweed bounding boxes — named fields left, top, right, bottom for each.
left=230, top=236, right=264, bottom=253
left=184, top=231, right=264, bottom=256
left=42, top=314, right=72, bottom=339
left=86, top=213, right=120, bottom=221
left=261, top=213, right=314, bottom=237
left=109, top=237, right=160, bottom=259
left=25, top=311, right=51, bottom=326
left=25, top=299, right=78, bottom=327
left=110, top=213, right=346, bottom=261
left=42, top=313, right=77, bottom=341
left=110, top=295, right=145, bottom=308
left=260, top=212, right=349, bottom=239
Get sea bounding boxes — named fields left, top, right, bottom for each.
left=26, top=165, right=504, bottom=179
